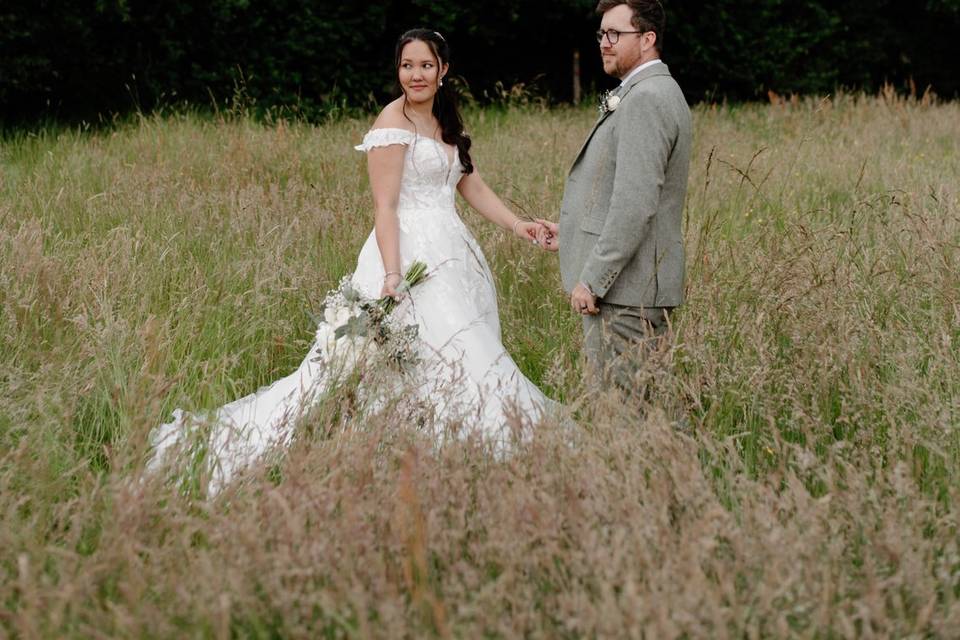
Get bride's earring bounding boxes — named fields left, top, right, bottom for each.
left=439, top=77, right=444, bottom=87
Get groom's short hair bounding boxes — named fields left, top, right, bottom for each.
left=596, top=0, right=666, bottom=54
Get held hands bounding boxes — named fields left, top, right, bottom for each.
left=534, top=218, right=559, bottom=252
left=512, top=218, right=560, bottom=252
left=513, top=218, right=594, bottom=314
left=512, top=220, right=545, bottom=245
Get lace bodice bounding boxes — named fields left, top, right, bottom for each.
left=354, top=128, right=463, bottom=215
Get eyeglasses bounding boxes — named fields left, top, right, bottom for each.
left=596, top=28, right=645, bottom=45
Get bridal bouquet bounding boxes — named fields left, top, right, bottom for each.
left=146, top=261, right=432, bottom=496
left=314, top=261, right=430, bottom=375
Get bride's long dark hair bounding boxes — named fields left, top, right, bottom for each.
left=395, top=29, right=474, bottom=175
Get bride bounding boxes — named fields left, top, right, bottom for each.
left=148, top=29, right=556, bottom=494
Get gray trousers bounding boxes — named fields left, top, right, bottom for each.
left=582, top=304, right=672, bottom=394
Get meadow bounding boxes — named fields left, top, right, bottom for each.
left=1, top=92, right=958, bottom=637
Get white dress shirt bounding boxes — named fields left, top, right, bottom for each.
left=619, top=58, right=662, bottom=88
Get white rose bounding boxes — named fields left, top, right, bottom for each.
left=606, top=95, right=621, bottom=111
left=324, top=305, right=353, bottom=329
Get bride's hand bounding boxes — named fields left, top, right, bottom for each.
left=513, top=220, right=544, bottom=246
left=381, top=272, right=403, bottom=300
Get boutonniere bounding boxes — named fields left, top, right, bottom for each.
left=598, top=90, right=621, bottom=115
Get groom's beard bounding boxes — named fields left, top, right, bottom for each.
left=602, top=54, right=621, bottom=79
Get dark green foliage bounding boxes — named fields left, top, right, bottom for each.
left=668, top=0, right=960, bottom=101
left=0, top=0, right=393, bottom=121
left=1, top=0, right=957, bottom=123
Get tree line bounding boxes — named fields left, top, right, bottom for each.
left=2, top=0, right=958, bottom=123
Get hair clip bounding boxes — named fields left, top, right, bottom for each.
left=434, top=31, right=445, bottom=42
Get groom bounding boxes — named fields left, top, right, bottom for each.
left=539, top=0, right=692, bottom=390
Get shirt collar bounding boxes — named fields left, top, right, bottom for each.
left=618, top=58, right=662, bottom=87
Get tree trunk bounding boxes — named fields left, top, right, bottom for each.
left=573, top=49, right=582, bottom=105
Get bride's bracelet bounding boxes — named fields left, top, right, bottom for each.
left=384, top=271, right=401, bottom=280
left=512, top=219, right=523, bottom=236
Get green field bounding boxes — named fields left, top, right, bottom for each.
left=2, top=94, right=959, bottom=637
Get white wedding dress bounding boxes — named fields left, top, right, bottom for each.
left=149, top=128, right=555, bottom=493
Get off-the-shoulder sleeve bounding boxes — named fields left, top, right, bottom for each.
left=354, top=128, right=416, bottom=152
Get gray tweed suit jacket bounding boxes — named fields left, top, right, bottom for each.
left=559, top=62, right=692, bottom=308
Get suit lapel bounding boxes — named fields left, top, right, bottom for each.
left=568, top=63, right=673, bottom=173
left=570, top=107, right=615, bottom=170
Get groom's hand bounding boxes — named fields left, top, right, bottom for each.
left=571, top=283, right=598, bottom=315
left=534, top=218, right=559, bottom=252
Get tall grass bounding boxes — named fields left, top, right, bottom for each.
left=1, top=92, right=958, bottom=637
